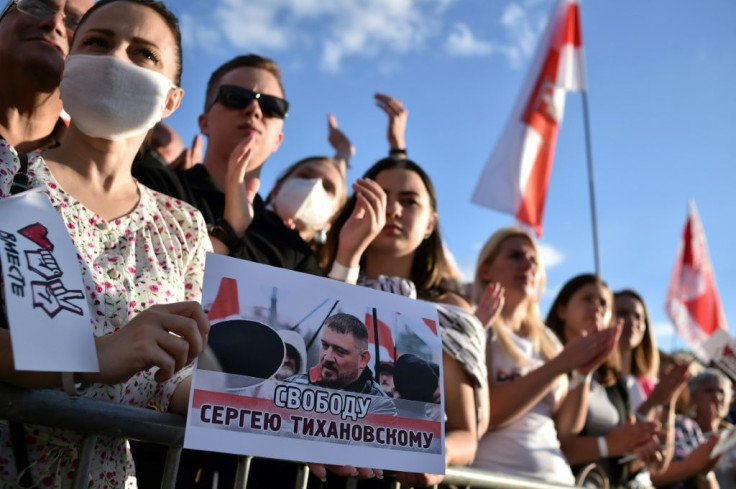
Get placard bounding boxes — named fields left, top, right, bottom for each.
left=185, top=253, right=445, bottom=474
left=0, top=190, right=97, bottom=372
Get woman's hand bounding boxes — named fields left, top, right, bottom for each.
left=327, top=114, right=354, bottom=163
left=334, top=178, right=386, bottom=268
left=307, top=463, right=383, bottom=482
left=223, top=134, right=260, bottom=238
left=475, top=282, right=504, bottom=330
left=396, top=471, right=444, bottom=487
left=83, top=301, right=210, bottom=385
left=553, top=325, right=620, bottom=376
left=374, top=93, right=408, bottom=152
left=606, top=416, right=660, bottom=457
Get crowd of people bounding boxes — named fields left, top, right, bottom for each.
left=0, top=0, right=734, bottom=488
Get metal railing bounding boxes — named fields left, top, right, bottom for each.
left=0, top=383, right=579, bottom=489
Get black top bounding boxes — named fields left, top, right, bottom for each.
left=132, top=155, right=324, bottom=277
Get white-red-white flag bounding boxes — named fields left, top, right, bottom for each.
left=472, top=0, right=585, bottom=236
left=665, top=200, right=727, bottom=360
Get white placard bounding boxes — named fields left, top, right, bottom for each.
left=0, top=190, right=97, bottom=372
left=185, top=253, right=445, bottom=474
left=703, top=329, right=736, bottom=380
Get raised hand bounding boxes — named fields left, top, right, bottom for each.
left=334, top=178, right=386, bottom=269
left=85, top=301, right=210, bottom=385
left=327, top=114, right=355, bottom=166
left=374, top=93, right=408, bottom=152
left=167, top=133, right=203, bottom=171
left=553, top=324, right=620, bottom=376
left=649, top=360, right=692, bottom=407
left=223, top=134, right=260, bottom=238
left=475, top=282, right=505, bottom=330
left=606, top=416, right=661, bottom=457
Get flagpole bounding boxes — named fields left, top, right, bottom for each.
left=581, top=88, right=601, bottom=276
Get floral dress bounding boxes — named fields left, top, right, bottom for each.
left=0, top=141, right=212, bottom=488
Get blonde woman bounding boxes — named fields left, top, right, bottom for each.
left=470, top=227, right=618, bottom=484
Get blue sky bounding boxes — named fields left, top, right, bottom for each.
left=163, top=0, right=736, bottom=352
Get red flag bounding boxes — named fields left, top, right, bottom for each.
left=208, top=277, right=240, bottom=323
left=665, top=200, right=727, bottom=359
left=365, top=311, right=396, bottom=362
left=472, top=0, right=585, bottom=236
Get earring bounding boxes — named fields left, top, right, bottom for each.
left=424, top=232, right=431, bottom=240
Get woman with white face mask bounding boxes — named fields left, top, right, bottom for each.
left=0, top=1, right=211, bottom=487
left=267, top=153, right=347, bottom=247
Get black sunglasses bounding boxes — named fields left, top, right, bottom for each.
left=210, top=85, right=289, bottom=119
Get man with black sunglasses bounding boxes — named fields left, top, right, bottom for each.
left=0, top=0, right=92, bottom=152
left=134, top=54, right=324, bottom=278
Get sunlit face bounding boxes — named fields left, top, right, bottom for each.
left=480, top=236, right=539, bottom=301
left=0, top=0, right=92, bottom=79
left=615, top=294, right=647, bottom=350
left=69, top=2, right=182, bottom=115
left=693, top=379, right=731, bottom=421
left=558, top=282, right=613, bottom=342
left=199, top=66, right=284, bottom=174
left=319, top=326, right=369, bottom=389
left=369, top=168, right=436, bottom=258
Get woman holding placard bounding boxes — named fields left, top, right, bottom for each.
left=0, top=0, right=210, bottom=486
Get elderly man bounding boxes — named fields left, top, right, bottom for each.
left=0, top=0, right=92, bottom=152
left=289, top=313, right=397, bottom=416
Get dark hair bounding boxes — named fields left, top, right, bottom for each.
left=325, top=313, right=368, bottom=350
left=72, top=0, right=182, bottom=85
left=546, top=273, right=619, bottom=387
left=322, top=157, right=447, bottom=300
left=204, top=54, right=284, bottom=112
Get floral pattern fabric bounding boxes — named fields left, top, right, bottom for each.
left=0, top=141, right=212, bottom=488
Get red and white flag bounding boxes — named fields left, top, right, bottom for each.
left=472, top=0, right=585, bottom=236
left=665, top=200, right=727, bottom=359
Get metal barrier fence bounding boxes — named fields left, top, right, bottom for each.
left=0, top=383, right=579, bottom=489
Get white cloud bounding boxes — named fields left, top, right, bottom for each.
left=180, top=0, right=448, bottom=73
left=538, top=242, right=564, bottom=269
left=444, top=23, right=496, bottom=57
left=442, top=2, right=546, bottom=69
left=179, top=0, right=549, bottom=73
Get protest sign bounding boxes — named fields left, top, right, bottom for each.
left=0, top=190, right=97, bottom=372
left=185, top=253, right=445, bottom=474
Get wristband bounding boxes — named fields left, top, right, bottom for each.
left=697, top=471, right=714, bottom=482
left=389, top=148, right=407, bottom=156
left=597, top=436, right=609, bottom=458
left=61, top=372, right=81, bottom=397
left=568, top=370, right=592, bottom=390
left=328, top=261, right=360, bottom=283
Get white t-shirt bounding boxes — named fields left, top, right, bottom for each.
left=472, top=327, right=575, bottom=485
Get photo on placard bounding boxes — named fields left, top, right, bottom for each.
left=185, top=253, right=445, bottom=474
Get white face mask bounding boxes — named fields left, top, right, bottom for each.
left=273, top=178, right=336, bottom=231
left=60, top=54, right=174, bottom=141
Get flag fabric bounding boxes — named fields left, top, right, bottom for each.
left=472, top=0, right=585, bottom=236
left=665, top=200, right=727, bottom=360
left=365, top=310, right=396, bottom=362
left=208, top=277, right=240, bottom=323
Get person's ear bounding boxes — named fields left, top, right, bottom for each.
left=425, top=211, right=437, bottom=238
left=359, top=349, right=370, bottom=369
left=162, top=87, right=184, bottom=118
left=556, top=303, right=566, bottom=321
left=198, top=112, right=209, bottom=137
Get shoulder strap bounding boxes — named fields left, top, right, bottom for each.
left=10, top=153, right=29, bottom=195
